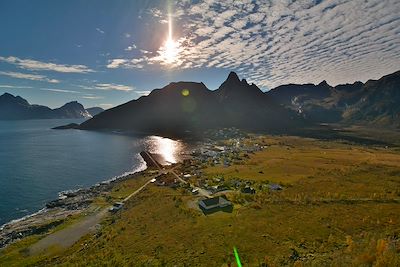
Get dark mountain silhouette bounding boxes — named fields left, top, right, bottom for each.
left=267, top=70, right=400, bottom=127
left=0, top=93, right=99, bottom=120
left=80, top=72, right=303, bottom=136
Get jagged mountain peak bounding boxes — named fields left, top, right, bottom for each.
left=216, top=71, right=264, bottom=101
left=226, top=71, right=240, bottom=83
left=318, top=80, right=330, bottom=87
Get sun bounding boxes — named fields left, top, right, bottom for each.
left=157, top=13, right=181, bottom=65
left=164, top=37, right=179, bottom=63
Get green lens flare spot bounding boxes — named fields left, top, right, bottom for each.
left=181, top=89, right=190, bottom=97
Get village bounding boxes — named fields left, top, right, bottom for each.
left=150, top=128, right=284, bottom=215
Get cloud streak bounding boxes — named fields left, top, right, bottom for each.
left=40, top=88, right=80, bottom=94
left=80, top=83, right=135, bottom=92
left=0, top=71, right=59, bottom=83
left=0, top=56, right=94, bottom=73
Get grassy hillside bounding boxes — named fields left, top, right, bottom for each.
left=1, top=134, right=400, bottom=266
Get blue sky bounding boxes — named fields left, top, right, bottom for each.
left=0, top=0, right=399, bottom=109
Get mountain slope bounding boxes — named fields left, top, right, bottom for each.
left=342, top=71, right=400, bottom=127
left=266, top=70, right=400, bottom=127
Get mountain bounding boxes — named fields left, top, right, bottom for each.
left=266, top=70, right=400, bottom=127
left=0, top=93, right=94, bottom=120
left=79, top=72, right=304, bottom=136
left=86, top=107, right=104, bottom=117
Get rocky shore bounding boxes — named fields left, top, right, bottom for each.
left=0, top=168, right=144, bottom=249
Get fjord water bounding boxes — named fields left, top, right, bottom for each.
left=0, top=119, right=184, bottom=225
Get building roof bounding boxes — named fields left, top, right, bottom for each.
left=199, top=196, right=232, bottom=210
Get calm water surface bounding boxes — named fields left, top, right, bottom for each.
left=0, top=119, right=185, bottom=225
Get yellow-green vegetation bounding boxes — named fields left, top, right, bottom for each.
left=1, top=134, right=400, bottom=266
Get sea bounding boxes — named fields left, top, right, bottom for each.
left=0, top=119, right=186, bottom=225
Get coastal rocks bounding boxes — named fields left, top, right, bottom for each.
left=0, top=219, right=65, bottom=248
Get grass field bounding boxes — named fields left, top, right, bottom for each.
left=1, top=133, right=400, bottom=266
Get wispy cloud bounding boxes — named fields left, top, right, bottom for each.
left=94, top=83, right=134, bottom=91
left=40, top=88, right=80, bottom=93
left=136, top=90, right=151, bottom=96
left=82, top=95, right=104, bottom=99
left=96, top=27, right=105, bottom=34
left=0, top=84, right=33, bottom=89
left=111, top=0, right=400, bottom=88
left=0, top=56, right=94, bottom=73
left=99, top=103, right=113, bottom=109
left=80, top=83, right=134, bottom=92
left=125, top=43, right=137, bottom=51
left=106, top=58, right=145, bottom=69
left=0, top=71, right=59, bottom=83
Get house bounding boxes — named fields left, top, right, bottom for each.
left=241, top=186, right=256, bottom=194
left=191, top=188, right=199, bottom=195
left=269, top=184, right=283, bottom=191
left=109, top=202, right=124, bottom=212
left=198, top=196, right=233, bottom=214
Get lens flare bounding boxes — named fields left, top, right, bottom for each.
left=181, top=89, right=190, bottom=96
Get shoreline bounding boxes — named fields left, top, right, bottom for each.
left=0, top=155, right=149, bottom=249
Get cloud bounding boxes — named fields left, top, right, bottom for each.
left=124, top=0, right=400, bottom=88
left=0, top=71, right=59, bottom=83
left=106, top=58, right=145, bottom=69
left=136, top=90, right=151, bottom=96
left=81, top=95, right=104, bottom=99
left=40, top=88, right=80, bottom=93
left=125, top=33, right=131, bottom=38
left=93, top=83, right=134, bottom=91
left=99, top=103, right=113, bottom=109
left=0, top=84, right=33, bottom=89
left=0, top=56, right=94, bottom=73
left=125, top=43, right=137, bottom=51
left=96, top=28, right=105, bottom=34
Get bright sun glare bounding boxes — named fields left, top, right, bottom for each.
left=165, top=37, right=178, bottom=63
left=161, top=13, right=180, bottom=64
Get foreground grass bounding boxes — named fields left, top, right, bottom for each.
left=1, top=134, right=400, bottom=266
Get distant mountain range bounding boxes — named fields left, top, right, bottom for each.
left=269, top=70, right=400, bottom=128
left=0, top=93, right=104, bottom=120
left=3, top=70, right=398, bottom=133
left=78, top=70, right=399, bottom=135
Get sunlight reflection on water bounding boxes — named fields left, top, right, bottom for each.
left=143, top=136, right=185, bottom=165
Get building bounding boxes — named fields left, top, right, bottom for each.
left=241, top=186, right=256, bottom=194
left=269, top=184, right=283, bottom=191
left=198, top=196, right=233, bottom=214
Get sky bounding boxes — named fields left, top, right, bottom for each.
left=0, top=0, right=399, bottom=109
